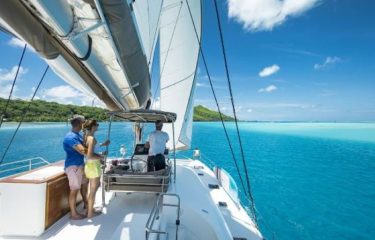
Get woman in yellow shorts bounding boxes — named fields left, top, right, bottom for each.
left=82, top=119, right=110, bottom=218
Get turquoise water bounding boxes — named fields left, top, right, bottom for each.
left=1, top=122, right=375, bottom=240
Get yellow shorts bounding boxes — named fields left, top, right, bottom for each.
left=84, top=160, right=102, bottom=179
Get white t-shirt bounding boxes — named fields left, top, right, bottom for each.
left=147, top=130, right=169, bottom=156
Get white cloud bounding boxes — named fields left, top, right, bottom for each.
left=43, top=85, right=83, bottom=99
left=8, top=37, right=35, bottom=52
left=235, top=106, right=243, bottom=112
left=41, top=85, right=103, bottom=107
left=320, top=90, right=337, bottom=97
left=276, top=103, right=316, bottom=109
left=0, top=84, right=19, bottom=99
left=314, top=56, right=341, bottom=70
left=271, top=47, right=321, bottom=57
left=196, top=82, right=207, bottom=87
left=0, top=66, right=28, bottom=99
left=245, top=102, right=316, bottom=109
left=247, top=108, right=253, bottom=113
left=8, top=37, right=26, bottom=48
left=0, top=66, right=28, bottom=81
left=228, top=0, right=320, bottom=31
left=258, top=85, right=277, bottom=93
left=259, top=64, right=280, bottom=77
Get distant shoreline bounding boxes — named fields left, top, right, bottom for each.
left=2, top=121, right=374, bottom=124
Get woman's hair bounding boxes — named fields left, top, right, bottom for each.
left=82, top=119, right=98, bottom=146
left=82, top=119, right=98, bottom=131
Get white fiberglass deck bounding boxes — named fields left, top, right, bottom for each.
left=14, top=166, right=63, bottom=181
left=0, top=159, right=262, bottom=240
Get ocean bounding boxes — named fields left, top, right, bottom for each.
left=1, top=122, right=374, bottom=240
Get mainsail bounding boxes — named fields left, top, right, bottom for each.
left=0, top=0, right=201, bottom=150
left=0, top=0, right=151, bottom=110
left=159, top=0, right=202, bottom=150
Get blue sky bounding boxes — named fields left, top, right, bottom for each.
left=0, top=0, right=374, bottom=121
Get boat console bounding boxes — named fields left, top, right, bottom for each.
left=102, top=110, right=176, bottom=194
left=104, top=144, right=171, bottom=193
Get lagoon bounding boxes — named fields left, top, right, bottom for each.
left=1, top=122, right=374, bottom=240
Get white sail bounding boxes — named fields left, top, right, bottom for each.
left=159, top=0, right=201, bottom=150
left=132, top=0, right=163, bottom=69
left=0, top=0, right=152, bottom=110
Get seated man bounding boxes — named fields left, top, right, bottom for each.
left=145, top=120, right=169, bottom=172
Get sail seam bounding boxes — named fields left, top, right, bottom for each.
left=160, top=72, right=195, bottom=90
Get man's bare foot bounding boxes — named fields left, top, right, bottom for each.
left=87, top=211, right=102, bottom=218
left=70, top=214, right=85, bottom=220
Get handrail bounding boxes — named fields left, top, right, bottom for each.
left=145, top=193, right=181, bottom=240
left=0, top=157, right=50, bottom=176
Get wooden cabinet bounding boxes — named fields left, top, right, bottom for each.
left=0, top=161, right=82, bottom=236
left=45, top=174, right=70, bottom=229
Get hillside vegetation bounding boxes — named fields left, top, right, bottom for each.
left=193, top=105, right=234, bottom=121
left=0, top=98, right=107, bottom=122
left=0, top=98, right=234, bottom=122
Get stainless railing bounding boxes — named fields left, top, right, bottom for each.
left=145, top=193, right=181, bottom=240
left=0, top=157, right=50, bottom=177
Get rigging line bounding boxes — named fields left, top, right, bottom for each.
left=185, top=0, right=247, bottom=196
left=0, top=66, right=49, bottom=165
left=238, top=187, right=277, bottom=240
left=212, top=0, right=257, bottom=223
left=148, top=0, right=164, bottom=67
left=0, top=43, right=28, bottom=128
left=151, top=1, right=183, bottom=109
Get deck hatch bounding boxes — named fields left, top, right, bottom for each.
left=208, top=184, right=219, bottom=189
left=218, top=201, right=227, bottom=207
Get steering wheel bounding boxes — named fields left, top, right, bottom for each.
left=130, top=156, right=147, bottom=172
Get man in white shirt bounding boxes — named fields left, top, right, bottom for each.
left=145, top=120, right=169, bottom=171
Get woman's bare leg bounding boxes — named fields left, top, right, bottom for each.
left=80, top=181, right=88, bottom=209
left=87, top=177, right=100, bottom=218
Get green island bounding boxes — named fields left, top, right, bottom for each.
left=0, top=98, right=234, bottom=122
left=193, top=105, right=234, bottom=121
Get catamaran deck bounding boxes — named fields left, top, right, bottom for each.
left=0, top=159, right=262, bottom=240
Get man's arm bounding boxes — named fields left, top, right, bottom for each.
left=72, top=139, right=104, bottom=158
left=165, top=132, right=169, bottom=142
left=145, top=133, right=151, bottom=148
left=73, top=144, right=87, bottom=155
